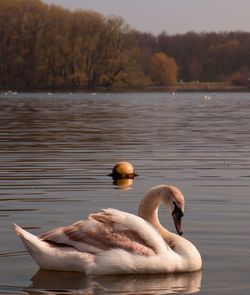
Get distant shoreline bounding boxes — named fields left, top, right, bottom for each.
left=164, top=82, right=249, bottom=92
left=1, top=82, right=249, bottom=93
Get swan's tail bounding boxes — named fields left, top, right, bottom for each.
left=13, top=223, right=93, bottom=272
left=13, top=223, right=55, bottom=267
left=14, top=223, right=44, bottom=253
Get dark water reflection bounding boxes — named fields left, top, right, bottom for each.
left=24, top=270, right=202, bottom=294
left=0, top=92, right=250, bottom=294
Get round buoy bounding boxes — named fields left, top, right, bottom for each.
left=109, top=161, right=137, bottom=179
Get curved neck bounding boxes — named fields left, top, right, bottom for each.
left=138, top=187, right=173, bottom=240
left=138, top=186, right=202, bottom=271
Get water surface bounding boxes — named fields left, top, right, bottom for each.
left=0, top=92, right=250, bottom=294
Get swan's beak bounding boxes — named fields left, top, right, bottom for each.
left=172, top=203, right=184, bottom=236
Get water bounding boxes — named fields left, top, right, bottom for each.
left=0, top=92, right=250, bottom=294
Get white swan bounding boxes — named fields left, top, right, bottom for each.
left=14, top=185, right=202, bottom=274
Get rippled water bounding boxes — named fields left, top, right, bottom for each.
left=0, top=92, right=250, bottom=294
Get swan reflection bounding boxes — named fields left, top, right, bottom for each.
left=26, top=269, right=202, bottom=294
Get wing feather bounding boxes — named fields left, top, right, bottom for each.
left=39, top=209, right=160, bottom=256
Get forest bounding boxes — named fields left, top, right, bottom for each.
left=1, top=0, right=250, bottom=91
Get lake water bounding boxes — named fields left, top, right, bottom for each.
left=0, top=92, right=250, bottom=294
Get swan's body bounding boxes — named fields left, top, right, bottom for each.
left=14, top=185, right=202, bottom=274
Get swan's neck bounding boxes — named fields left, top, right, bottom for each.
left=138, top=188, right=202, bottom=271
left=138, top=187, right=173, bottom=241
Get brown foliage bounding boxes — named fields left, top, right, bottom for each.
left=149, top=53, right=178, bottom=85
left=0, top=0, right=141, bottom=90
left=1, top=0, right=250, bottom=90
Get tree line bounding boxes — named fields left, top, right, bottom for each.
left=1, top=0, right=250, bottom=90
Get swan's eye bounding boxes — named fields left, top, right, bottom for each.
left=172, top=202, right=184, bottom=217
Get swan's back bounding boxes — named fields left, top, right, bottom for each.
left=14, top=209, right=177, bottom=274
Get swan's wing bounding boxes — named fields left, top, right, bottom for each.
left=40, top=209, right=165, bottom=257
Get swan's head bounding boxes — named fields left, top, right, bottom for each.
left=139, top=185, right=185, bottom=236
left=160, top=185, right=185, bottom=236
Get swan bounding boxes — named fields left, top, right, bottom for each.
left=14, top=185, right=202, bottom=274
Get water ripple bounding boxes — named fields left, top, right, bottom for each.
left=1, top=92, right=250, bottom=293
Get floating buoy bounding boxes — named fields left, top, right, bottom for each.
left=109, top=161, right=138, bottom=179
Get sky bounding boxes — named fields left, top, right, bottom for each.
left=44, top=0, right=250, bottom=35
